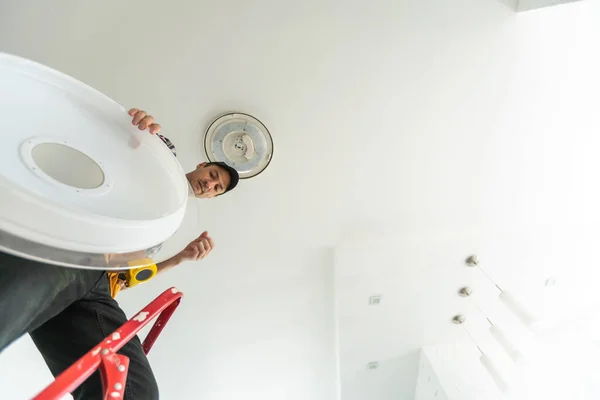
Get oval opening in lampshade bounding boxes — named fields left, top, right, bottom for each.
left=31, top=143, right=105, bottom=189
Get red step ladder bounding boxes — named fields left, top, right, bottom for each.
left=32, top=287, right=183, bottom=400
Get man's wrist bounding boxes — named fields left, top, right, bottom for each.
left=157, top=255, right=183, bottom=273
left=171, top=254, right=184, bottom=266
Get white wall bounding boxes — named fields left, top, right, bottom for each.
left=421, top=345, right=503, bottom=400
left=415, top=349, right=449, bottom=400
left=341, top=351, right=420, bottom=400
left=123, top=248, right=339, bottom=400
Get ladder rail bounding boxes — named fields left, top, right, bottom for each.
left=32, top=287, right=183, bottom=400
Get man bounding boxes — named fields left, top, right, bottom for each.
left=0, top=108, right=239, bottom=399
left=107, top=109, right=239, bottom=294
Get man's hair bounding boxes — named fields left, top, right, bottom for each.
left=205, top=162, right=239, bottom=194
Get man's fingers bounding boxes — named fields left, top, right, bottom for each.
left=202, top=238, right=212, bottom=253
left=148, top=123, right=161, bottom=135
left=186, top=244, right=200, bottom=260
left=129, top=109, right=161, bottom=134
left=138, top=115, right=154, bottom=130
left=204, top=239, right=214, bottom=258
left=180, top=233, right=214, bottom=262
left=189, top=246, right=200, bottom=259
left=206, top=236, right=215, bottom=250
left=132, top=111, right=147, bottom=125
left=198, top=241, right=206, bottom=257
left=192, top=232, right=208, bottom=244
left=195, top=232, right=209, bottom=243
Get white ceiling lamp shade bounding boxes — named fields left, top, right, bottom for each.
left=479, top=354, right=510, bottom=394
left=489, top=325, right=524, bottom=365
left=0, top=52, right=190, bottom=269
left=204, top=113, right=273, bottom=179
left=459, top=287, right=525, bottom=365
left=453, top=315, right=512, bottom=395
left=498, top=291, right=538, bottom=330
left=466, top=255, right=539, bottom=330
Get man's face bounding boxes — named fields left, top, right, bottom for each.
left=187, top=163, right=231, bottom=199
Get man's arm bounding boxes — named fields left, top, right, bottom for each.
left=118, top=231, right=214, bottom=289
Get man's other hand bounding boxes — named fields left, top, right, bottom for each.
left=128, top=108, right=162, bottom=134
left=175, top=232, right=214, bottom=264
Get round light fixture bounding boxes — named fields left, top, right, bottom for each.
left=0, top=52, right=191, bottom=269
left=204, top=113, right=273, bottom=179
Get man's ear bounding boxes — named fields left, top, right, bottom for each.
left=197, top=162, right=207, bottom=169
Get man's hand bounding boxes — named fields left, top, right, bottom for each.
left=175, top=232, right=214, bottom=263
left=128, top=108, right=162, bottom=134
left=155, top=232, right=215, bottom=274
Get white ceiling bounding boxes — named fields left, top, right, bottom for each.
left=1, top=0, right=600, bottom=399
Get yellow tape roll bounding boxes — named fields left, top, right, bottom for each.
left=122, top=258, right=158, bottom=288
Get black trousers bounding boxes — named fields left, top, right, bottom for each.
left=0, top=251, right=159, bottom=399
